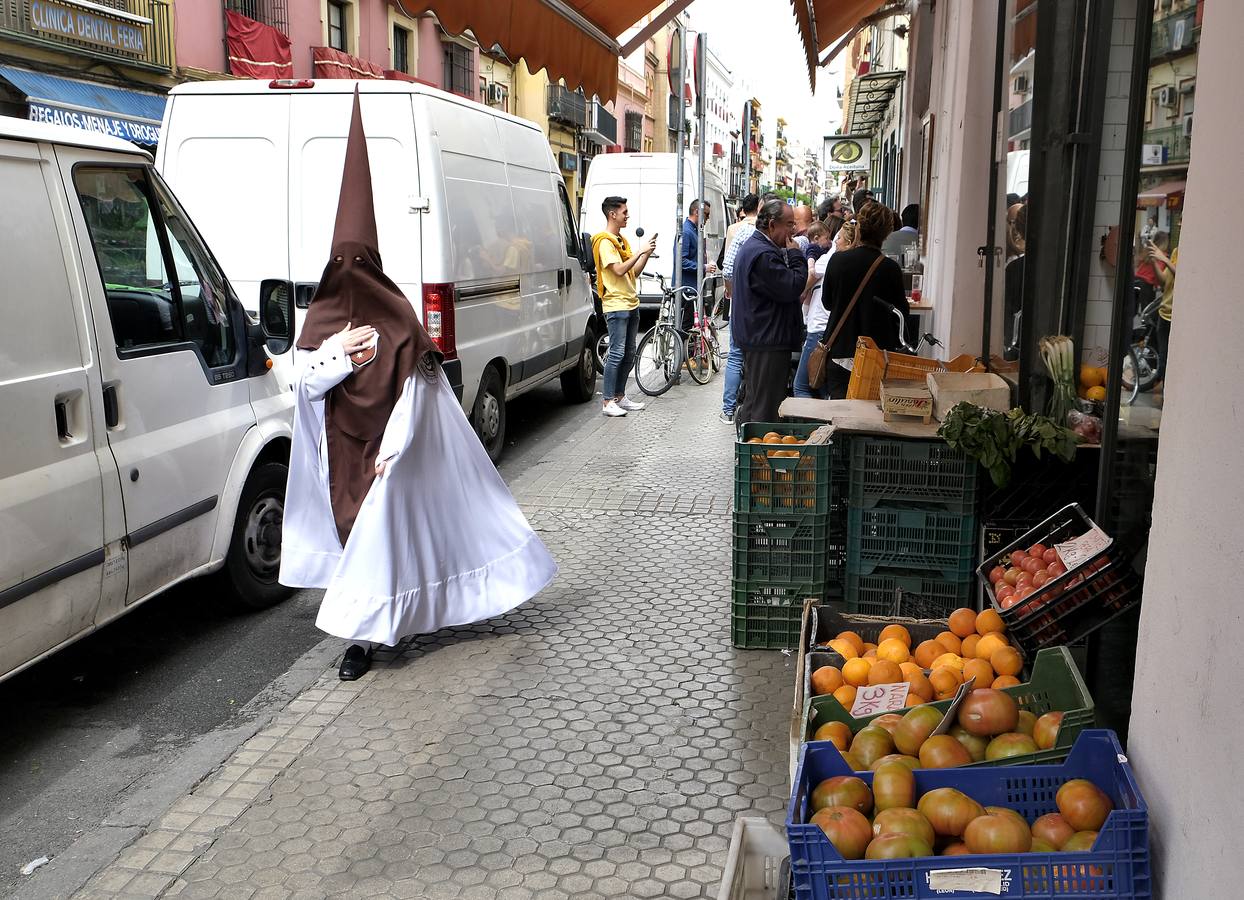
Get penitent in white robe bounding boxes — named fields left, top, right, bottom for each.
left=279, top=335, right=558, bottom=646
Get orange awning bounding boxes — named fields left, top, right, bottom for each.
left=1137, top=180, right=1186, bottom=208
left=790, top=0, right=818, bottom=91
left=811, top=0, right=889, bottom=52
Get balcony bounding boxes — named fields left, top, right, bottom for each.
left=547, top=84, right=587, bottom=127
left=1009, top=97, right=1033, bottom=140
left=1151, top=4, right=1199, bottom=60
left=1, top=0, right=173, bottom=71
left=1143, top=123, right=1191, bottom=165
left=583, top=100, right=616, bottom=145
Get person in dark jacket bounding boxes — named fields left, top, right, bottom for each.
left=676, top=199, right=716, bottom=330
left=820, top=201, right=908, bottom=398
left=732, top=199, right=808, bottom=425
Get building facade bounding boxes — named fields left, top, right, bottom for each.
left=701, top=46, right=734, bottom=187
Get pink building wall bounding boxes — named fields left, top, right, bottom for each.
left=173, top=2, right=225, bottom=72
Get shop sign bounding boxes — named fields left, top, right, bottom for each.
left=29, top=0, right=148, bottom=54
left=1141, top=144, right=1167, bottom=166
left=28, top=102, right=160, bottom=145
left=823, top=135, right=871, bottom=172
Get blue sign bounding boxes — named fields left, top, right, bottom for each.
left=29, top=0, right=147, bottom=54
left=28, top=102, right=160, bottom=145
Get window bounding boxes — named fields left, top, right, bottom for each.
left=74, top=167, right=235, bottom=368
left=393, top=23, right=410, bottom=73
left=443, top=41, right=473, bottom=97
left=556, top=182, right=578, bottom=259
left=327, top=0, right=346, bottom=51
left=624, top=111, right=643, bottom=153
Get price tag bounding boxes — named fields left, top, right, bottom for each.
left=927, top=867, right=1005, bottom=894
left=849, top=682, right=909, bottom=717
left=1055, top=526, right=1111, bottom=572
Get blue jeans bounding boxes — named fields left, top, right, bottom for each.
left=603, top=309, right=640, bottom=399
left=722, top=329, right=744, bottom=414
left=794, top=330, right=827, bottom=399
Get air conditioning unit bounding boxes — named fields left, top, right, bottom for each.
left=1183, top=113, right=1194, bottom=138
left=1157, top=86, right=1177, bottom=108
left=1013, top=73, right=1030, bottom=95
left=487, top=83, right=504, bottom=104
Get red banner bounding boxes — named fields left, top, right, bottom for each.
left=311, top=46, right=384, bottom=80
left=225, top=10, right=292, bottom=79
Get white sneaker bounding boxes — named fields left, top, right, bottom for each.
left=618, top=396, right=646, bottom=412
left=602, top=400, right=628, bottom=418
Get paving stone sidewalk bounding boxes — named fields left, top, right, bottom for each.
left=72, top=375, right=798, bottom=900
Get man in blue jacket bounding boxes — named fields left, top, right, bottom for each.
left=731, top=199, right=808, bottom=426
left=676, top=200, right=717, bottom=330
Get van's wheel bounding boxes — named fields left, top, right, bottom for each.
left=472, top=365, right=506, bottom=463
left=219, top=461, right=293, bottom=611
left=562, top=327, right=598, bottom=403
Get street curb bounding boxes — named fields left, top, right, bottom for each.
left=11, top=637, right=342, bottom=900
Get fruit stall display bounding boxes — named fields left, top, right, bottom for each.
left=787, top=729, right=1150, bottom=899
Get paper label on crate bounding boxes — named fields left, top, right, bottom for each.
left=849, top=682, right=909, bottom=717
left=930, top=677, right=978, bottom=737
left=1055, top=526, right=1112, bottom=572
left=927, top=867, right=1007, bottom=894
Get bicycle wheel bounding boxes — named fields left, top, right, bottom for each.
left=635, top=325, right=685, bottom=396
left=705, top=322, right=725, bottom=371
left=594, top=330, right=610, bottom=373
left=685, top=332, right=712, bottom=384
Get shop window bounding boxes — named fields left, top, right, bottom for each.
left=226, top=0, right=288, bottom=34
left=393, top=23, right=411, bottom=73
left=443, top=42, right=473, bottom=97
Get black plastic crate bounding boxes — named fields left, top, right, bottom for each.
left=847, top=436, right=978, bottom=511
left=847, top=505, right=978, bottom=581
left=980, top=448, right=1100, bottom=521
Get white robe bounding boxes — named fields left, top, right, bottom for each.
left=279, top=336, right=558, bottom=646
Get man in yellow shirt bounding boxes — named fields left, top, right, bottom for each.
left=592, top=195, right=657, bottom=417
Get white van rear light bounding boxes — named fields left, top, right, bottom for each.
left=269, top=79, right=315, bottom=89
left=422, top=283, right=457, bottom=360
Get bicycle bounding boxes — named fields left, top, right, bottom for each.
left=684, top=275, right=726, bottom=385
left=634, top=273, right=694, bottom=397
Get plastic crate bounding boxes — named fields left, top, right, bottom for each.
left=980, top=450, right=1100, bottom=522
left=847, top=436, right=979, bottom=512
left=845, top=336, right=980, bottom=403
left=717, top=818, right=792, bottom=900
left=847, top=506, right=978, bottom=582
left=787, top=730, right=1150, bottom=900
left=803, top=646, right=1095, bottom=769
left=978, top=504, right=1142, bottom=655
left=808, top=604, right=947, bottom=650
left=845, top=570, right=975, bottom=618
left=732, top=583, right=812, bottom=650
left=736, top=423, right=835, bottom=515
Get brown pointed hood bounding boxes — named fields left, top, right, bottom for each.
left=298, top=88, right=440, bottom=544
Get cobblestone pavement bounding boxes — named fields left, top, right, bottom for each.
left=72, top=374, right=797, bottom=899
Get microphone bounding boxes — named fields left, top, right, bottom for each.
left=635, top=227, right=644, bottom=237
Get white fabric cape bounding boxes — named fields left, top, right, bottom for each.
left=279, top=336, right=557, bottom=645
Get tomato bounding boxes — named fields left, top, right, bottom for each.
left=941, top=842, right=971, bottom=856
left=871, top=713, right=905, bottom=737
left=1010, top=551, right=1028, bottom=567
left=918, top=735, right=973, bottom=769
left=948, top=725, right=989, bottom=762
left=1022, top=557, right=1044, bottom=574
left=894, top=705, right=945, bottom=756
left=1031, top=812, right=1075, bottom=849
left=1056, top=780, right=1113, bottom=831
left=1003, top=568, right=1023, bottom=587
left=811, top=775, right=874, bottom=815
left=1015, top=571, right=1033, bottom=588
left=1032, top=570, right=1049, bottom=588
left=1001, top=594, right=1022, bottom=610
left=989, top=566, right=1007, bottom=585
left=1061, top=830, right=1100, bottom=852
left=1047, top=561, right=1067, bottom=577
left=1016, top=585, right=1036, bottom=600
left=1028, top=543, right=1048, bottom=558
left=850, top=726, right=895, bottom=770
left=918, top=788, right=986, bottom=838
left=1030, top=837, right=1057, bottom=853
left=1033, top=711, right=1064, bottom=750
left=957, top=689, right=1020, bottom=737
left=965, top=812, right=1032, bottom=854
left=870, top=753, right=921, bottom=772
left=810, top=806, right=873, bottom=860
left=1015, top=710, right=1037, bottom=736
left=985, top=733, right=1040, bottom=760
left=873, top=761, right=916, bottom=811
left=995, top=585, right=1015, bottom=603
left=873, top=808, right=936, bottom=847
left=866, top=833, right=933, bottom=859
left=1043, top=548, right=1060, bottom=564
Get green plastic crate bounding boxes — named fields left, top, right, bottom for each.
left=735, top=423, right=834, bottom=515
left=848, top=436, right=979, bottom=511
left=845, top=570, right=974, bottom=618
left=803, top=645, right=1095, bottom=769
left=847, top=505, right=978, bottom=581
left=730, top=582, right=810, bottom=649
left=732, top=512, right=834, bottom=587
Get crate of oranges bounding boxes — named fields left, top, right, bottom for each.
left=735, top=423, right=836, bottom=515
left=801, top=607, right=1095, bottom=771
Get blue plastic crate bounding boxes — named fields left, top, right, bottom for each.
left=787, top=730, right=1150, bottom=899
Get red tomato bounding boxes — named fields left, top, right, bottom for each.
left=1010, top=551, right=1028, bottom=568
left=989, top=566, right=1007, bottom=585
left=1001, top=595, right=1021, bottom=610
left=1043, top=548, right=1060, bottom=564
left=1047, top=562, right=1067, bottom=578
left=1032, top=570, right=1049, bottom=588
left=995, top=584, right=1015, bottom=601
left=1016, top=585, right=1035, bottom=600
left=1015, top=572, right=1033, bottom=588
left=1029, top=543, right=1047, bottom=557
left=1003, top=568, right=1022, bottom=587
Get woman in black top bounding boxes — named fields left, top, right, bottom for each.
left=819, top=202, right=909, bottom=398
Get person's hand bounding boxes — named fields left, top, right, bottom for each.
left=706, top=262, right=719, bottom=274
left=375, top=459, right=389, bottom=477
left=642, top=236, right=658, bottom=256
left=786, top=238, right=799, bottom=250
left=333, top=322, right=376, bottom=354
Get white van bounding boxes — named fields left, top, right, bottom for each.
left=157, top=79, right=598, bottom=461
left=578, top=152, right=729, bottom=309
left=0, top=116, right=299, bottom=684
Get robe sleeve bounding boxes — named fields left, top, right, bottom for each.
left=376, top=376, right=416, bottom=468
left=299, top=336, right=353, bottom=402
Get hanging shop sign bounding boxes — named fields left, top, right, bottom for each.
left=29, top=0, right=148, bottom=54
left=823, top=135, right=871, bottom=172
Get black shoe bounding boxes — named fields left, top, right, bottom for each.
left=338, top=644, right=373, bottom=681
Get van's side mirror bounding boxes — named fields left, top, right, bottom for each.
left=579, top=231, right=595, bottom=274
left=259, top=279, right=295, bottom=355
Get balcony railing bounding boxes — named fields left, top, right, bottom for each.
left=547, top=84, right=587, bottom=127
left=1151, top=4, right=1199, bottom=60
left=1143, top=123, right=1191, bottom=164
left=584, top=100, right=616, bottom=145
left=1009, top=97, right=1033, bottom=139
left=225, top=0, right=287, bottom=36
left=1, top=0, right=173, bottom=71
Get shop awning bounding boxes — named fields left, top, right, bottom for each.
left=811, top=0, right=891, bottom=50
left=0, top=65, right=164, bottom=146
left=845, top=69, right=904, bottom=135
left=1137, top=179, right=1186, bottom=207
left=790, top=0, right=819, bottom=90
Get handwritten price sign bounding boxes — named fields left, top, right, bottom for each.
left=849, top=682, right=910, bottom=718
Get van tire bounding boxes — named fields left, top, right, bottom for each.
left=561, top=328, right=597, bottom=403
left=219, top=462, right=294, bottom=611
left=472, top=365, right=506, bottom=463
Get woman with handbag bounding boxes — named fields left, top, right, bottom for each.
left=794, top=221, right=856, bottom=398
left=807, top=203, right=909, bottom=399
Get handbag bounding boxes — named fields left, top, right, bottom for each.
left=807, top=253, right=886, bottom=390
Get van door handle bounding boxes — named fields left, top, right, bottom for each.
left=103, top=383, right=120, bottom=429
left=54, top=389, right=87, bottom=447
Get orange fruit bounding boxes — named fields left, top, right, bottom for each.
left=992, top=675, right=1021, bottom=689
left=1086, top=385, right=1107, bottom=402
left=813, top=720, right=852, bottom=750
left=961, top=634, right=981, bottom=659
left=762, top=433, right=782, bottom=444
left=929, top=666, right=961, bottom=697
left=933, top=653, right=965, bottom=673
left=905, top=670, right=935, bottom=702
left=878, top=624, right=912, bottom=647
left=781, top=434, right=801, bottom=444
left=836, top=631, right=866, bottom=655
left=877, top=638, right=910, bottom=664
left=913, top=640, right=944, bottom=669
left=833, top=684, right=858, bottom=708
left=899, top=661, right=922, bottom=678
left=1079, top=364, right=1104, bottom=389
left=828, top=639, right=858, bottom=660
left=948, top=608, right=978, bottom=638
left=868, top=660, right=904, bottom=685
left=904, top=693, right=924, bottom=707
left=975, top=633, right=1009, bottom=662
left=842, top=658, right=873, bottom=687
left=991, top=646, right=1024, bottom=677
left=962, top=658, right=995, bottom=687
left=935, top=631, right=962, bottom=655
left=976, top=609, right=1005, bottom=636
left=810, top=665, right=844, bottom=696
left=863, top=649, right=878, bottom=660
left=747, top=437, right=763, bottom=444
left=862, top=642, right=879, bottom=653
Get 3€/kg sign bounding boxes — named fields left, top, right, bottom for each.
left=849, top=682, right=909, bottom=718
